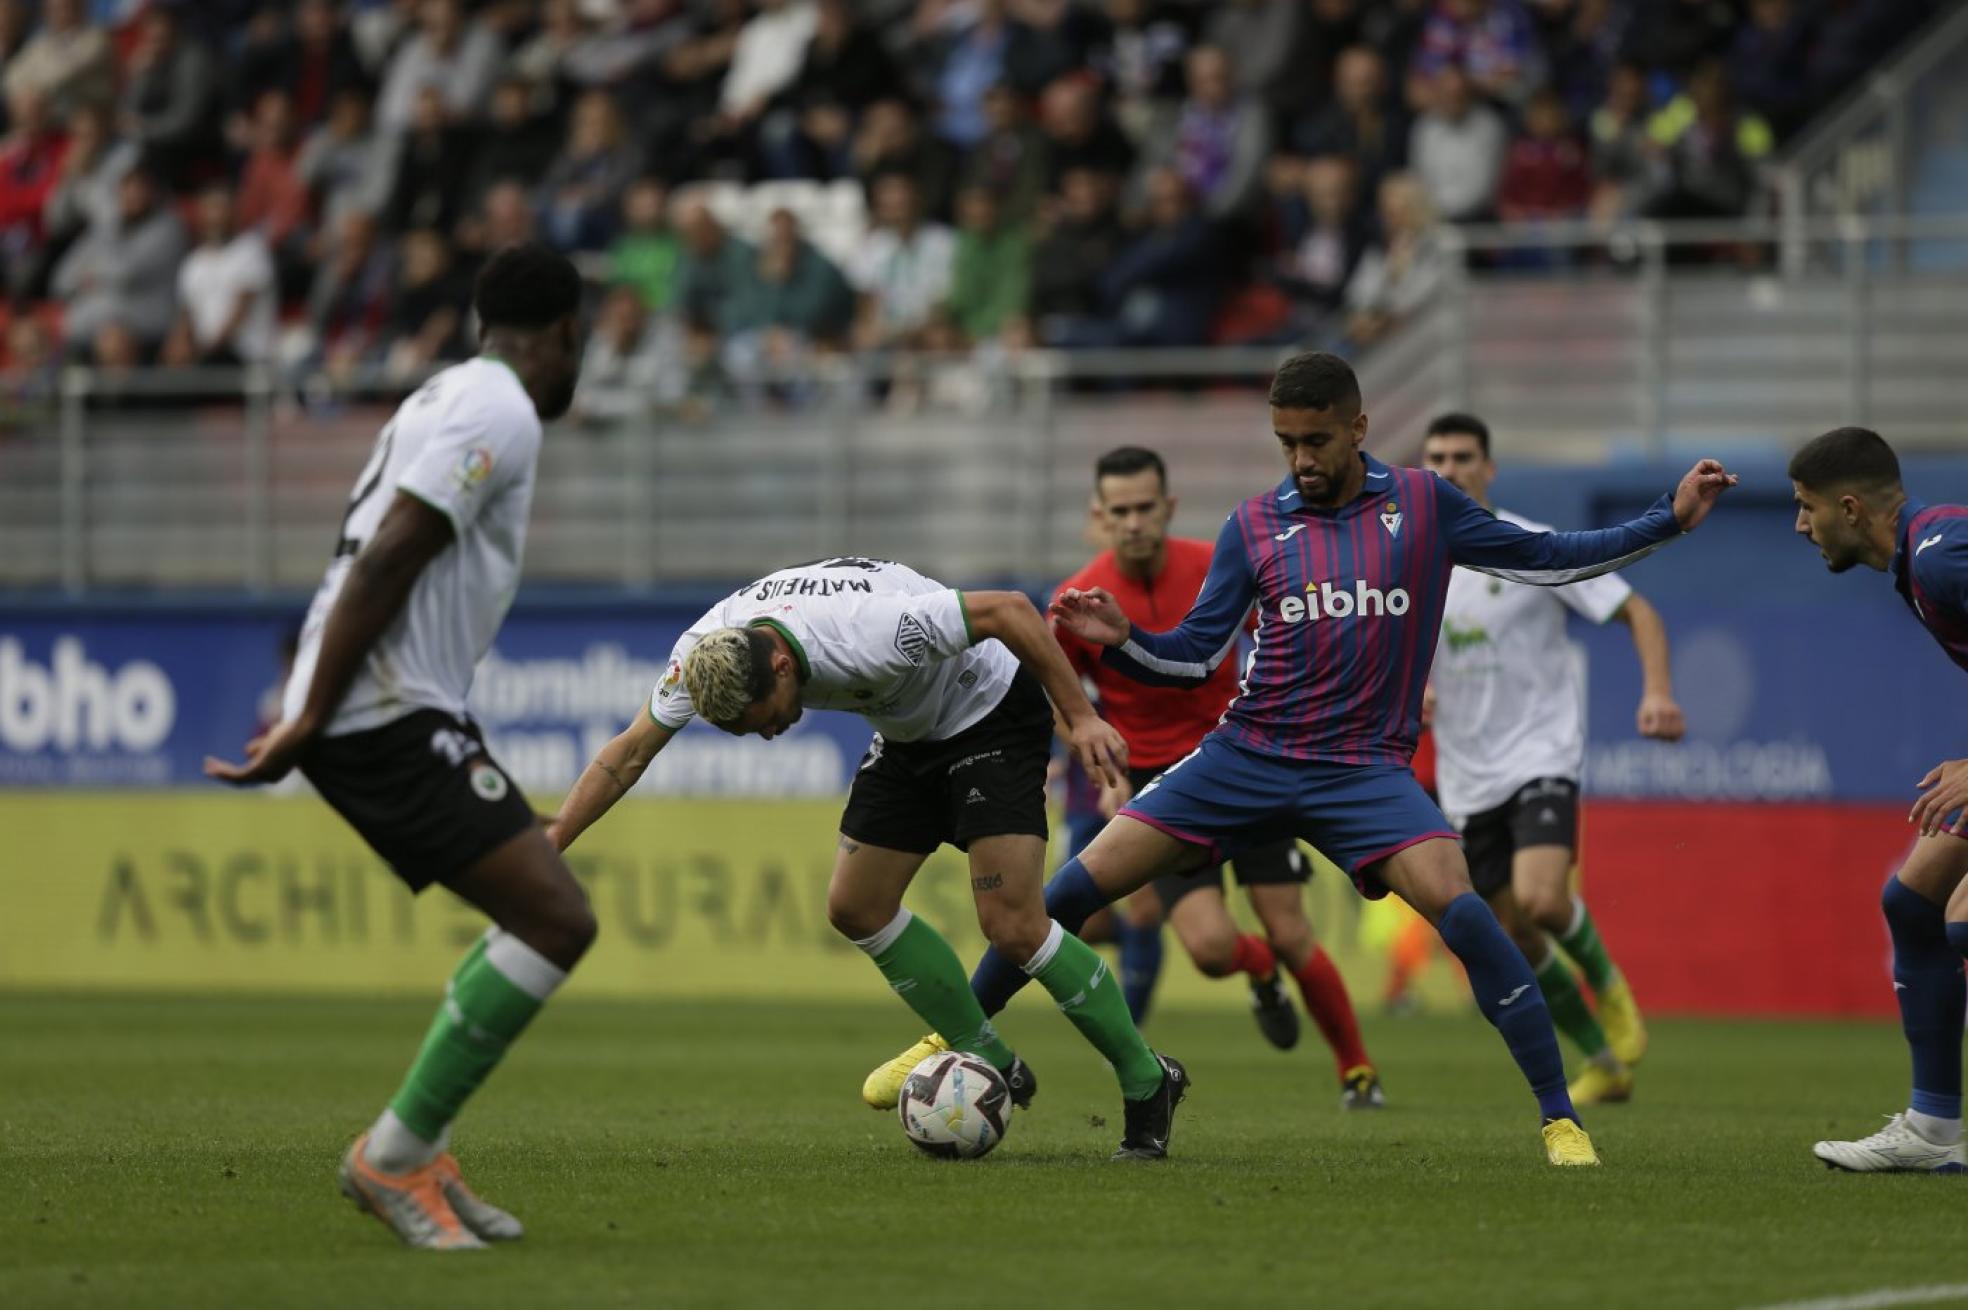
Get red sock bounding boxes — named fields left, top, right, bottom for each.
left=1293, top=946, right=1373, bottom=1078
left=1228, top=934, right=1276, bottom=980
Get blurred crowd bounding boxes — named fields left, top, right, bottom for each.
left=0, top=0, right=1939, bottom=414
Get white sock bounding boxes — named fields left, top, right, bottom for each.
left=1907, top=1109, right=1963, bottom=1145
left=364, top=1107, right=441, bottom=1173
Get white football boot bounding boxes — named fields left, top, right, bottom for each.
left=1813, top=1113, right=1968, bottom=1173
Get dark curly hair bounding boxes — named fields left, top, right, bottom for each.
left=473, top=242, right=583, bottom=332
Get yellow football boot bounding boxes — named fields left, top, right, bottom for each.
left=1595, top=976, right=1649, bottom=1067
left=1543, top=1118, right=1602, bottom=1167
left=1567, top=1060, right=1634, bottom=1107
left=861, top=1033, right=949, bottom=1110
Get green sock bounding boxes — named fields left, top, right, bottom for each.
left=858, top=912, right=1017, bottom=1069
left=1556, top=897, right=1620, bottom=993
left=1025, top=923, right=1165, bottom=1100
left=1533, top=945, right=1608, bottom=1060
left=388, top=930, right=563, bottom=1140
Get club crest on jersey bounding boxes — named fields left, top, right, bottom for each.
left=1380, top=502, right=1403, bottom=538
left=454, top=447, right=494, bottom=490
left=894, top=613, right=931, bottom=666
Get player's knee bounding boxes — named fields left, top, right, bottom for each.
left=521, top=884, right=597, bottom=968
left=976, top=899, right=1049, bottom=963
left=825, top=888, right=893, bottom=943
left=1184, top=929, right=1238, bottom=977
left=1519, top=886, right=1571, bottom=930
left=1254, top=907, right=1310, bottom=959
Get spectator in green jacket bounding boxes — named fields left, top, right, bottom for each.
left=943, top=185, right=1029, bottom=347
left=610, top=177, right=682, bottom=313
left=723, top=207, right=854, bottom=390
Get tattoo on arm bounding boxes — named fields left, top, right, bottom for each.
left=971, top=873, right=1003, bottom=892
left=597, top=759, right=630, bottom=793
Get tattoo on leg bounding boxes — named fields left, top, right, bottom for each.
left=971, top=873, right=1004, bottom=892
left=839, top=838, right=860, bottom=854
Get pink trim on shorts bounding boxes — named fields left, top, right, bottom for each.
left=1116, top=808, right=1224, bottom=862
left=1347, top=830, right=1461, bottom=874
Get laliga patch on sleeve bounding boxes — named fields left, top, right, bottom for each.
left=657, top=658, right=685, bottom=704
left=454, top=447, right=494, bottom=490
left=894, top=613, right=931, bottom=666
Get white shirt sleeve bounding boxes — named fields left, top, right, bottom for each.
left=1553, top=569, right=1633, bottom=625
left=395, top=386, right=540, bottom=538
left=647, top=609, right=722, bottom=731
left=830, top=589, right=974, bottom=682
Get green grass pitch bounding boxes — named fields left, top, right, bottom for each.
left=6, top=992, right=1966, bottom=1310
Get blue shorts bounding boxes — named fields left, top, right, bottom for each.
left=1117, top=735, right=1458, bottom=899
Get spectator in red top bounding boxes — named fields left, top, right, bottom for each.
left=0, top=87, right=68, bottom=292
left=235, top=90, right=312, bottom=271
left=1497, top=87, right=1592, bottom=223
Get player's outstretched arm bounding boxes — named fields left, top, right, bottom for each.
left=204, top=493, right=455, bottom=786
left=1059, top=511, right=1257, bottom=689
left=549, top=713, right=676, bottom=852
left=963, top=589, right=1128, bottom=787
left=1440, top=459, right=1739, bottom=586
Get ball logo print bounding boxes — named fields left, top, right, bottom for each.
left=897, top=1051, right=1011, bottom=1158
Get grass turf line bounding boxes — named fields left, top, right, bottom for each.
left=4, top=993, right=1966, bottom=1310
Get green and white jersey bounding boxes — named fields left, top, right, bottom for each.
left=1431, top=506, right=1631, bottom=817
left=285, top=358, right=541, bottom=736
left=649, top=558, right=1016, bottom=743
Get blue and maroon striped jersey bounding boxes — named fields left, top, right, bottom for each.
left=1101, top=453, right=1682, bottom=766
left=1893, top=498, right=1968, bottom=672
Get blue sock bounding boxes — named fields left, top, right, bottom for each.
left=1885, top=877, right=1965, bottom=1119
left=970, top=858, right=1112, bottom=1016
left=1113, top=918, right=1165, bottom=1024
left=1436, top=892, right=1575, bottom=1123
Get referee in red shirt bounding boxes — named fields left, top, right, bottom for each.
left=1053, top=446, right=1382, bottom=1108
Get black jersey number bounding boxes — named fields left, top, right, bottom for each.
left=333, top=419, right=397, bottom=558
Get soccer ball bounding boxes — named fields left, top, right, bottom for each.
left=896, top=1050, right=1012, bottom=1159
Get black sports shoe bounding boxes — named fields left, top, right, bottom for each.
left=1340, top=1066, right=1385, bottom=1110
left=1112, top=1054, right=1190, bottom=1161
left=1248, top=971, right=1301, bottom=1050
left=1003, top=1056, right=1038, bottom=1110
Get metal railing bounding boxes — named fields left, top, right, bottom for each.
left=1769, top=1, right=1968, bottom=263
left=8, top=215, right=1968, bottom=594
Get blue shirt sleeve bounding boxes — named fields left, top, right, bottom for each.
left=1100, top=511, right=1256, bottom=688
left=1435, top=477, right=1682, bottom=584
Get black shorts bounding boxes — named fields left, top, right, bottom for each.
left=1458, top=777, right=1580, bottom=900
left=838, top=668, right=1052, bottom=855
left=1123, top=764, right=1311, bottom=911
left=299, top=708, right=536, bottom=891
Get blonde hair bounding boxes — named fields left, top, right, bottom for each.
left=684, top=627, right=764, bottom=726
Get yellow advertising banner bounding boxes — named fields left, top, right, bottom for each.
left=0, top=794, right=1457, bottom=1009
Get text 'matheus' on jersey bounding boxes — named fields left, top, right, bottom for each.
left=285, top=358, right=541, bottom=736
left=650, top=558, right=1014, bottom=743
left=1103, top=453, right=1681, bottom=767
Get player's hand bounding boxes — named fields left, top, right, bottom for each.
left=1671, top=458, right=1739, bottom=532
left=1050, top=587, right=1130, bottom=647
left=203, top=716, right=317, bottom=787
left=1636, top=691, right=1685, bottom=741
left=1066, top=714, right=1129, bottom=790
left=1910, top=759, right=1968, bottom=837
left=1097, top=777, right=1134, bottom=820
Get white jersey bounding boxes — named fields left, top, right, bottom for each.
left=285, top=358, right=541, bottom=736
left=1431, top=506, right=1632, bottom=817
left=649, top=558, right=1016, bottom=743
